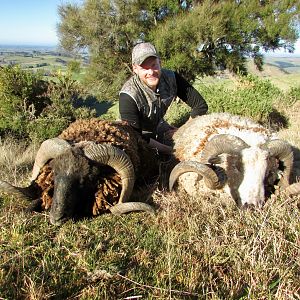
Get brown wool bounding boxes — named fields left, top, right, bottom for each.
left=33, top=119, right=158, bottom=216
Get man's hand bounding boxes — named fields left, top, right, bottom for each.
left=149, top=138, right=173, bottom=155
left=164, top=127, right=178, bottom=140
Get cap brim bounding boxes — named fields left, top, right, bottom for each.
left=134, top=53, right=159, bottom=65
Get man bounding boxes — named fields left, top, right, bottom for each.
left=119, top=42, right=208, bottom=155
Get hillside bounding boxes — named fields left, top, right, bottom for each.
left=246, top=56, right=300, bottom=90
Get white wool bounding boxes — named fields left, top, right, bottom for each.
left=172, top=113, right=281, bottom=206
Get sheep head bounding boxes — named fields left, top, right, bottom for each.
left=170, top=130, right=297, bottom=207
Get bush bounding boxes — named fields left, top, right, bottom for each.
left=196, top=74, right=283, bottom=124
left=0, top=67, right=96, bottom=142
left=27, top=116, right=71, bottom=142
left=285, top=86, right=300, bottom=106
left=0, top=66, right=49, bottom=138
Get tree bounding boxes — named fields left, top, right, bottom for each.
left=57, top=0, right=300, bottom=100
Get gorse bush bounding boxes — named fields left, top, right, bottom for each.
left=0, top=66, right=95, bottom=142
left=27, top=70, right=96, bottom=141
left=196, top=74, right=283, bottom=124
left=0, top=66, right=49, bottom=138
left=166, top=74, right=289, bottom=127
left=165, top=99, right=191, bottom=127
left=0, top=66, right=296, bottom=142
left=286, top=86, right=300, bottom=105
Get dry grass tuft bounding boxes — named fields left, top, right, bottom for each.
left=0, top=137, right=38, bottom=184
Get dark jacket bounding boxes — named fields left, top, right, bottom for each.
left=119, top=69, right=208, bottom=141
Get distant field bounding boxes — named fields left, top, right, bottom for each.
left=0, top=47, right=299, bottom=90
left=198, top=55, right=300, bottom=91
left=0, top=47, right=87, bottom=76
left=264, top=56, right=300, bottom=74
left=246, top=56, right=300, bottom=90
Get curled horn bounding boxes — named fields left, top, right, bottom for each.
left=31, top=138, right=71, bottom=181
left=109, top=202, right=155, bottom=215
left=169, top=160, right=222, bottom=191
left=83, top=143, right=135, bottom=203
left=263, top=139, right=293, bottom=188
left=200, top=134, right=249, bottom=163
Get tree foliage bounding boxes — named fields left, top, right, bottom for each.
left=57, top=0, right=300, bottom=100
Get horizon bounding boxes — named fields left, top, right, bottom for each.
left=0, top=43, right=299, bottom=58
left=0, top=1, right=299, bottom=56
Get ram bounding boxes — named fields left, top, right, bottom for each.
left=0, top=119, right=159, bottom=225
left=169, top=113, right=300, bottom=207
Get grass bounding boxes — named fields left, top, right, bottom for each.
left=1, top=175, right=300, bottom=299
left=1, top=56, right=300, bottom=299
left=1, top=100, right=300, bottom=299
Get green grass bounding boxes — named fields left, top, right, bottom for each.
left=1, top=53, right=300, bottom=299
left=1, top=107, right=300, bottom=298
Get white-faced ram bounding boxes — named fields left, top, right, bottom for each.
left=169, top=113, right=300, bottom=207
left=0, top=119, right=159, bottom=225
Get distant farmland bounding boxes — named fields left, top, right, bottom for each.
left=246, top=56, right=300, bottom=90
left=0, top=45, right=88, bottom=76
left=0, top=45, right=299, bottom=89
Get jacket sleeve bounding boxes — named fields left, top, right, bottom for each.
left=175, top=72, right=208, bottom=118
left=119, top=92, right=141, bottom=132
left=119, top=92, right=153, bottom=142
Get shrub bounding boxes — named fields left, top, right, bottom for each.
left=0, top=66, right=49, bottom=138
left=0, top=67, right=96, bottom=142
left=285, top=86, right=300, bottom=106
left=196, top=74, right=283, bottom=124
left=27, top=116, right=71, bottom=142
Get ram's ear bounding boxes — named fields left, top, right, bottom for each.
left=263, top=139, right=293, bottom=188
left=0, top=180, right=37, bottom=201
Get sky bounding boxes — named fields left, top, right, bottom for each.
left=0, top=0, right=299, bottom=55
left=0, top=0, right=82, bottom=46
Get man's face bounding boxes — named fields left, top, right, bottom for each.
left=133, top=56, right=161, bottom=91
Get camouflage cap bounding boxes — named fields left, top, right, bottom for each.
left=132, top=42, right=159, bottom=65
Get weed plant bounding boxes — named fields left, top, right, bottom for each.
left=196, top=74, right=286, bottom=124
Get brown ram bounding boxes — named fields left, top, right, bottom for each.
left=0, top=119, right=159, bottom=225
